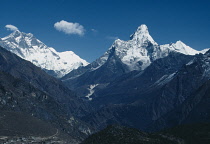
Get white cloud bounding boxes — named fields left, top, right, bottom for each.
left=54, top=20, right=85, bottom=36
left=91, top=29, right=98, bottom=33
left=106, top=36, right=119, bottom=40
left=5, top=24, right=18, bottom=31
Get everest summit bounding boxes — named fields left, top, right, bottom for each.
left=0, top=30, right=89, bottom=78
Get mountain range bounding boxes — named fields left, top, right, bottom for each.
left=62, top=24, right=207, bottom=99
left=61, top=24, right=210, bottom=132
left=0, top=24, right=209, bottom=143
left=0, top=30, right=88, bottom=78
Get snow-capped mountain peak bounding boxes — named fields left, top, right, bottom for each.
left=4, top=30, right=29, bottom=41
left=0, top=30, right=89, bottom=78
left=105, top=24, right=160, bottom=71
left=160, top=40, right=205, bottom=56
left=130, top=24, right=157, bottom=45
left=91, top=24, right=206, bottom=73
left=2, top=30, right=47, bottom=51
left=6, top=29, right=22, bottom=38
left=172, top=40, right=199, bottom=55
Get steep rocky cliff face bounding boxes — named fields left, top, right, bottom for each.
left=150, top=77, right=210, bottom=131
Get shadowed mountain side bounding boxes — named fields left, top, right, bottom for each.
left=82, top=123, right=210, bottom=144
left=149, top=79, right=210, bottom=131
left=81, top=125, right=176, bottom=144
left=0, top=46, right=94, bottom=141
left=80, top=53, right=194, bottom=131
left=91, top=52, right=193, bottom=107
left=0, top=111, right=57, bottom=137
left=0, top=70, right=93, bottom=142
left=0, top=111, right=78, bottom=143
left=0, top=46, right=89, bottom=116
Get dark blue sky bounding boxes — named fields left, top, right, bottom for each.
left=0, top=0, right=209, bottom=62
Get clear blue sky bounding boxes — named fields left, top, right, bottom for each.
left=0, top=0, right=209, bottom=62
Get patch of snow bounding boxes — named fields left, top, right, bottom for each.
left=85, top=84, right=99, bottom=101
left=199, top=48, right=210, bottom=54
left=154, top=73, right=176, bottom=86
left=186, top=60, right=194, bottom=66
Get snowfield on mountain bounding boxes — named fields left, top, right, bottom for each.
left=0, top=30, right=88, bottom=78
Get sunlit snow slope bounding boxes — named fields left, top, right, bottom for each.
left=0, top=30, right=89, bottom=78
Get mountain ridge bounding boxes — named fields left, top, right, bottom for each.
left=63, top=24, right=206, bottom=80
left=62, top=24, right=207, bottom=97
left=60, top=25, right=210, bottom=133
left=0, top=30, right=89, bottom=78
